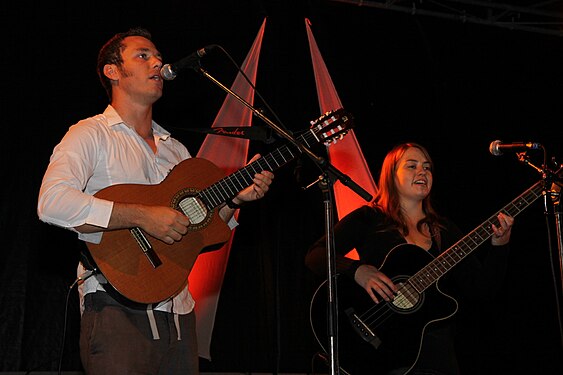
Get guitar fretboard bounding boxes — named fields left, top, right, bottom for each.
left=410, top=180, right=545, bottom=292
left=196, top=112, right=346, bottom=209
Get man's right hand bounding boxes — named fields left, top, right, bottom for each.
left=136, top=205, right=190, bottom=244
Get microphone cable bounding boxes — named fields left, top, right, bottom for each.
left=55, top=270, right=94, bottom=375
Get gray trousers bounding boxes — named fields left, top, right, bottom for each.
left=80, top=291, right=199, bottom=375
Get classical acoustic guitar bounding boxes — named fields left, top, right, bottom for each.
left=85, top=109, right=353, bottom=304
left=310, top=178, right=548, bottom=374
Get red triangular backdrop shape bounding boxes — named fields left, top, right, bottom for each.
left=305, top=18, right=378, bottom=259
left=189, top=18, right=266, bottom=360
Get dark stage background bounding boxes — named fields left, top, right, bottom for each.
left=2, top=1, right=562, bottom=374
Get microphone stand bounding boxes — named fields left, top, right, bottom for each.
left=516, top=152, right=563, bottom=347
left=312, top=172, right=353, bottom=375
left=195, top=66, right=373, bottom=375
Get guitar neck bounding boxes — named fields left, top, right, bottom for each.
left=197, top=129, right=315, bottom=209
left=411, top=180, right=545, bottom=292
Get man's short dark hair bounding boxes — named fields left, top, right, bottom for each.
left=97, top=27, right=152, bottom=101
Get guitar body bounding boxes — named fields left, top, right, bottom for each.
left=87, top=157, right=232, bottom=304
left=311, top=244, right=458, bottom=375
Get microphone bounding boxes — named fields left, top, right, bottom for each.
left=160, top=45, right=215, bottom=80
left=489, top=140, right=542, bottom=156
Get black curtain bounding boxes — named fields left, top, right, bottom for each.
left=2, top=1, right=562, bottom=374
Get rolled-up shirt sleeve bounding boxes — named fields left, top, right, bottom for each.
left=38, top=184, right=113, bottom=231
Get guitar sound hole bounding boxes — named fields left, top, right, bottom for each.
left=179, top=196, right=207, bottom=225
left=171, top=188, right=211, bottom=229
left=391, top=279, right=423, bottom=314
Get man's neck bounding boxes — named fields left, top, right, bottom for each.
left=112, top=100, right=153, bottom=138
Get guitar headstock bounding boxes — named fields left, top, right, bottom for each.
left=310, top=108, right=354, bottom=146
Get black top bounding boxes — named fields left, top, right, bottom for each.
left=306, top=205, right=510, bottom=375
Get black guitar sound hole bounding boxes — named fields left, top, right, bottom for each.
left=389, top=276, right=424, bottom=314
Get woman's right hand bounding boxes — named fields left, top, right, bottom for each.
left=354, top=264, right=398, bottom=303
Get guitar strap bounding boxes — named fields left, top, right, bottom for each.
left=79, top=245, right=97, bottom=272
left=432, top=224, right=443, bottom=253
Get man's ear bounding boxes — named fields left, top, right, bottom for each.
left=103, top=64, right=119, bottom=80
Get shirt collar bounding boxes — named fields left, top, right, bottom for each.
left=102, top=105, right=171, bottom=141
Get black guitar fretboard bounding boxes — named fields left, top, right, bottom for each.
left=197, top=110, right=348, bottom=209
left=410, top=180, right=545, bottom=292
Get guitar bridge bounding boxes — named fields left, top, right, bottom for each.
left=345, top=307, right=382, bottom=349
left=130, top=227, right=162, bottom=269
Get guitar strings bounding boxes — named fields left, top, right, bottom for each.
left=358, top=281, right=420, bottom=331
